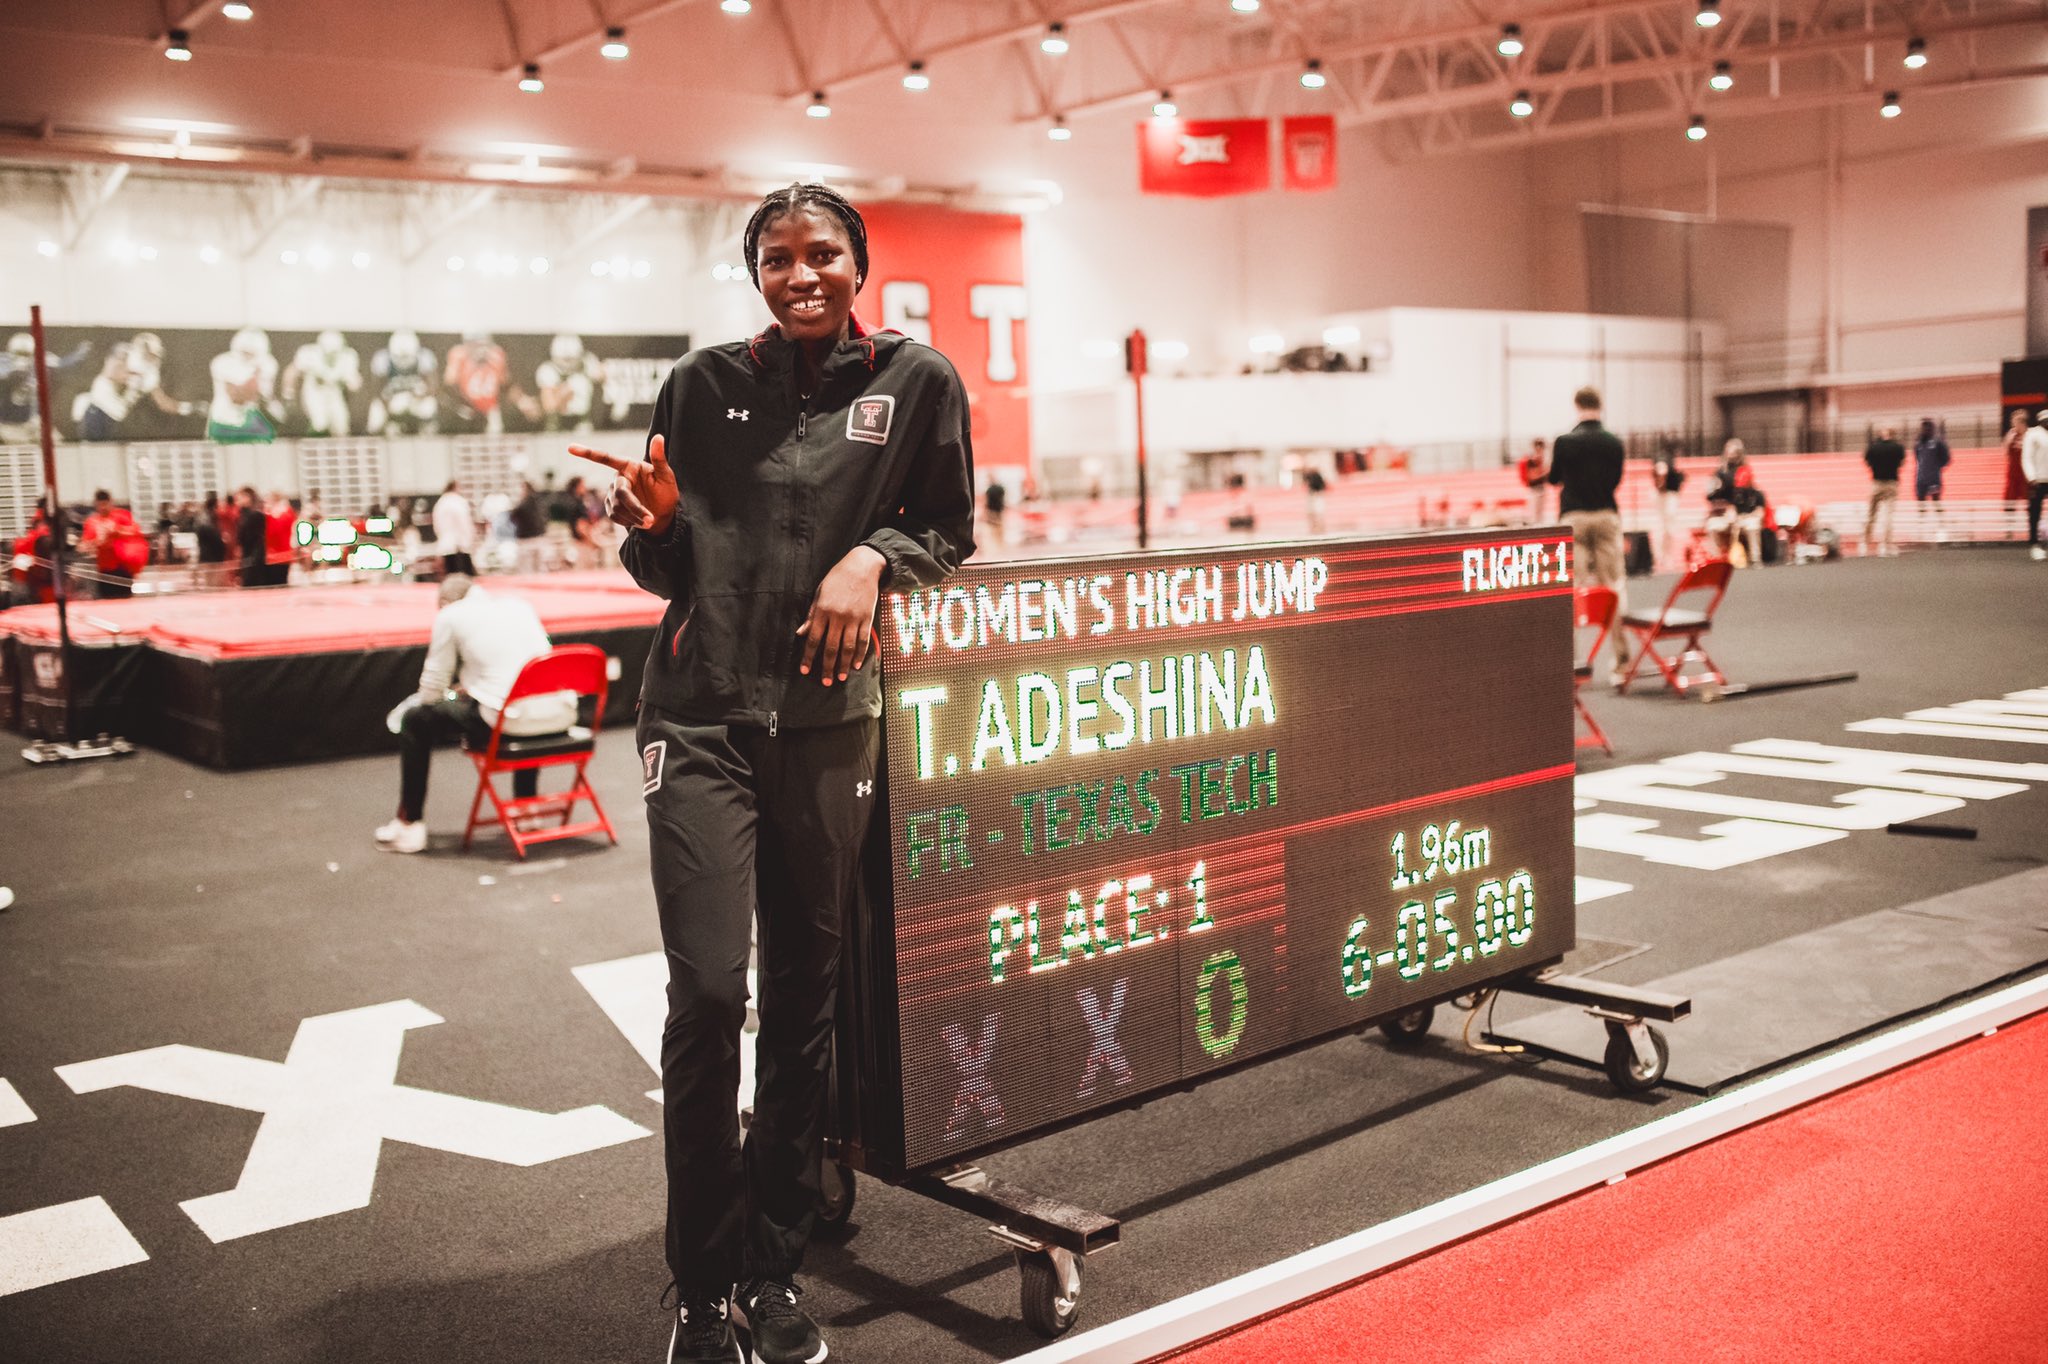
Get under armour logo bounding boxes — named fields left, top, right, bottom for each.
left=1178, top=134, right=1230, bottom=166
left=727, top=408, right=749, bottom=421
left=942, top=1014, right=1004, bottom=1142
left=1075, top=978, right=1133, bottom=1098
left=856, top=779, right=873, bottom=798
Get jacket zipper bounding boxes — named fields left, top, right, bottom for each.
left=769, top=712, right=778, bottom=737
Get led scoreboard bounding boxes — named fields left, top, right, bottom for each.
left=844, top=528, right=1578, bottom=1175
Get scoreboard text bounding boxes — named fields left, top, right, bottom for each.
left=873, top=529, right=1577, bottom=1171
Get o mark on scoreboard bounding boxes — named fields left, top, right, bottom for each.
left=941, top=1014, right=1005, bottom=1143
left=1075, top=979, right=1133, bottom=1098
left=1194, top=950, right=1249, bottom=1058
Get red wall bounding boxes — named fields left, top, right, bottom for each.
left=859, top=203, right=1029, bottom=474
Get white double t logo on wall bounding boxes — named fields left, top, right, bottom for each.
left=53, top=1000, right=650, bottom=1243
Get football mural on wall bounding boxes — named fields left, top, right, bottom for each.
left=11, top=327, right=689, bottom=443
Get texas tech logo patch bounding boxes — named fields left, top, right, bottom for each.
left=641, top=740, right=667, bottom=795
left=847, top=394, right=895, bottom=445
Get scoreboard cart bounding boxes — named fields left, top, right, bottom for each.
left=827, top=528, right=1673, bottom=1335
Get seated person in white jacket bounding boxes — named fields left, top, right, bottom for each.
left=376, top=575, right=577, bottom=853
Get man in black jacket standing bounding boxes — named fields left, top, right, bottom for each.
left=572, top=184, right=975, bottom=1364
left=1862, top=424, right=1907, bottom=556
left=1548, top=386, right=1629, bottom=677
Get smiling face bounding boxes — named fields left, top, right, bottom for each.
left=753, top=206, right=860, bottom=348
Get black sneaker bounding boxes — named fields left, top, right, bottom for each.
left=668, top=1295, right=741, bottom=1364
left=734, top=1278, right=826, bottom=1364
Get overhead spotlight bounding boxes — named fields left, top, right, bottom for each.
left=1509, top=90, right=1534, bottom=117
left=351, top=250, right=371, bottom=269
left=529, top=256, right=549, bottom=274
left=518, top=62, right=543, bottom=93
left=199, top=245, right=222, bottom=264
left=1709, top=60, right=1733, bottom=91
left=1042, top=22, right=1069, bottom=55
left=279, top=248, right=299, bottom=265
left=447, top=255, right=466, bottom=271
left=164, top=28, right=192, bottom=60
left=601, top=27, right=628, bottom=60
left=1904, top=37, right=1927, bottom=69
left=1498, top=23, right=1523, bottom=57
left=1694, top=0, right=1720, bottom=27
left=1231, top=0, right=1261, bottom=11
left=1153, top=91, right=1177, bottom=118
left=631, top=260, right=651, bottom=279
left=1300, top=58, right=1326, bottom=89
left=807, top=91, right=831, bottom=117
left=712, top=262, right=732, bottom=281
left=37, top=240, right=60, bottom=258
left=1047, top=115, right=1072, bottom=141
left=1248, top=333, right=1285, bottom=355
left=1687, top=114, right=1707, bottom=140
left=222, top=2, right=253, bottom=18
left=1881, top=90, right=1902, bottom=118
left=721, top=0, right=751, bottom=12
left=903, top=60, right=929, bottom=91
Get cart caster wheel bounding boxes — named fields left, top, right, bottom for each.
left=1017, top=1247, right=1082, bottom=1338
left=815, top=1160, right=857, bottom=1232
left=1603, top=1021, right=1669, bottom=1093
left=1378, top=1005, right=1435, bottom=1047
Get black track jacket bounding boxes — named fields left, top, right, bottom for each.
left=620, top=321, right=976, bottom=730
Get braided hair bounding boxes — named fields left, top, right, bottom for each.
left=742, top=183, right=869, bottom=291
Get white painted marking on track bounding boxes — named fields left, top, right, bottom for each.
left=54, top=1000, right=650, bottom=1243
left=1575, top=813, right=1843, bottom=870
left=0, top=1198, right=149, bottom=1297
left=0, top=1079, right=33, bottom=1128
left=1573, top=876, right=1633, bottom=905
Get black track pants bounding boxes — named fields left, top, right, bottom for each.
left=636, top=710, right=880, bottom=1294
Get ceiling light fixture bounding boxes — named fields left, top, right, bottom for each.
left=165, top=29, right=192, bottom=60
left=1048, top=115, right=1072, bottom=141
left=1687, top=114, right=1707, bottom=140
left=807, top=91, right=831, bottom=117
left=1231, top=0, right=1260, bottom=11
left=279, top=249, right=299, bottom=265
left=1300, top=58, right=1325, bottom=89
left=721, top=0, right=750, bottom=12
left=530, top=257, right=550, bottom=274
left=903, top=60, right=929, bottom=91
left=600, top=27, right=628, bottom=60
left=1904, top=37, right=1927, bottom=69
left=1880, top=90, right=1902, bottom=118
left=1509, top=90, right=1534, bottom=117
left=222, top=2, right=253, bottom=19
left=518, top=62, right=543, bottom=93
left=37, top=240, right=61, bottom=258
left=447, top=255, right=465, bottom=271
left=1042, top=22, right=1069, bottom=55
left=1695, top=0, right=1720, bottom=27
left=1153, top=91, right=1177, bottom=117
left=1709, top=60, right=1733, bottom=91
left=1498, top=23, right=1523, bottom=57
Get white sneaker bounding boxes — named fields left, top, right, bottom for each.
left=2032, top=545, right=2046, bottom=561
left=376, top=819, right=427, bottom=853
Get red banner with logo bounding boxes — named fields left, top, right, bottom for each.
left=1137, top=118, right=1272, bottom=198
left=1282, top=115, right=1338, bottom=192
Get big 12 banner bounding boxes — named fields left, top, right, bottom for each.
left=1137, top=118, right=1274, bottom=198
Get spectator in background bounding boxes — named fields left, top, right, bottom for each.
left=433, top=479, right=476, bottom=577
left=235, top=487, right=268, bottom=588
left=1704, top=439, right=1766, bottom=567
left=545, top=474, right=579, bottom=568
left=193, top=496, right=227, bottom=571
left=511, top=479, right=549, bottom=574
left=1863, top=424, right=1907, bottom=557
left=264, top=491, right=297, bottom=586
left=2003, top=408, right=2030, bottom=531
left=78, top=489, right=148, bottom=598
left=1302, top=465, right=1328, bottom=534
left=1913, top=418, right=1950, bottom=509
left=9, top=506, right=56, bottom=606
left=1518, top=437, right=1550, bottom=524
left=1548, top=386, right=1629, bottom=678
left=1650, top=447, right=1687, bottom=569
left=2023, top=410, right=2048, bottom=562
left=374, top=575, right=573, bottom=854
left=983, top=476, right=1009, bottom=548
left=213, top=492, right=242, bottom=586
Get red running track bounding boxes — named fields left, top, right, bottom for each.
left=1170, top=1009, right=2048, bottom=1364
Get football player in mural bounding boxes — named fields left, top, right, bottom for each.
left=72, top=333, right=198, bottom=441
left=282, top=329, right=364, bottom=437
left=368, top=329, right=441, bottom=436
left=207, top=328, right=282, bottom=444
left=444, top=330, right=538, bottom=435
left=0, top=332, right=94, bottom=445
left=536, top=332, right=605, bottom=432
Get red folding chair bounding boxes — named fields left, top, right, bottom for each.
left=462, top=644, right=619, bottom=858
left=1573, top=585, right=1618, bottom=755
left=1616, top=559, right=1734, bottom=696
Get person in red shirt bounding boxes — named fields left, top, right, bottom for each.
left=9, top=507, right=56, bottom=606
left=1518, top=438, right=1550, bottom=524
left=262, top=491, right=297, bottom=587
left=77, top=489, right=148, bottom=598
